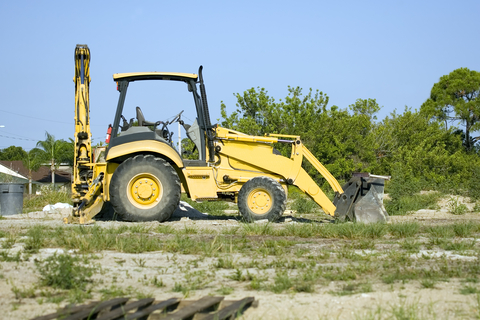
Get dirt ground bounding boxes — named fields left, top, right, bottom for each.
left=1, top=197, right=480, bottom=320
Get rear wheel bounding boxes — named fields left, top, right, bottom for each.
left=238, top=176, right=287, bottom=222
left=110, top=155, right=180, bottom=222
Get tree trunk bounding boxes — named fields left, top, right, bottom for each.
left=51, top=159, right=55, bottom=189
left=466, top=119, right=472, bottom=151
left=28, top=169, right=32, bottom=195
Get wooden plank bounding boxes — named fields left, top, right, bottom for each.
left=162, top=296, right=224, bottom=320
left=62, top=298, right=130, bottom=320
left=124, top=298, right=181, bottom=320
left=94, top=298, right=155, bottom=320
left=200, top=297, right=254, bottom=320
left=30, top=302, right=99, bottom=320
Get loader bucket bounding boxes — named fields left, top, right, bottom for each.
left=333, top=173, right=390, bottom=223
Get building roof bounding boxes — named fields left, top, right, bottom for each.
left=0, top=163, right=28, bottom=181
left=0, top=161, right=71, bottom=183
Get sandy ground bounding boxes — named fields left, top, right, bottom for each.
left=1, top=199, right=480, bottom=319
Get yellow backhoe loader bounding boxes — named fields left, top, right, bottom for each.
left=67, top=45, right=389, bottom=225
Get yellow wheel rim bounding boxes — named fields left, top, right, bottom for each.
left=247, top=187, right=272, bottom=214
left=127, top=173, right=163, bottom=209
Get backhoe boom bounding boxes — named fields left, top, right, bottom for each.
left=72, top=44, right=93, bottom=204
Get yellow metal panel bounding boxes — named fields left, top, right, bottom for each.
left=228, top=158, right=265, bottom=171
left=106, top=141, right=184, bottom=168
left=294, top=168, right=336, bottom=216
left=219, top=141, right=297, bottom=180
left=102, top=162, right=119, bottom=201
left=302, top=146, right=344, bottom=193
left=216, top=126, right=279, bottom=143
left=266, top=133, right=300, bottom=139
left=183, top=167, right=217, bottom=200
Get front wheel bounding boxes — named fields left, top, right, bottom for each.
left=238, top=176, right=287, bottom=222
left=109, top=155, right=181, bottom=222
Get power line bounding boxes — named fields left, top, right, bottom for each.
left=0, top=134, right=37, bottom=142
left=0, top=108, right=70, bottom=124
left=1, top=130, right=38, bottom=140
left=0, top=108, right=105, bottom=126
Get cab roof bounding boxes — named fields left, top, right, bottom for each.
left=113, top=72, right=198, bottom=82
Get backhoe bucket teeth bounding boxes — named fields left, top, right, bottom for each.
left=334, top=174, right=390, bottom=223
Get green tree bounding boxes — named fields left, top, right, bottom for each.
left=349, top=98, right=381, bottom=120
left=0, top=146, right=27, bottom=161
left=220, top=87, right=380, bottom=182
left=421, top=67, right=480, bottom=151
left=221, top=86, right=330, bottom=138
left=374, top=107, right=471, bottom=191
left=36, top=132, right=73, bottom=187
left=22, top=148, right=44, bottom=194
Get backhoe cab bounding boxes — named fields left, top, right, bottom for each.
left=67, top=45, right=389, bottom=225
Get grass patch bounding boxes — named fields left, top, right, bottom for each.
left=460, top=285, right=479, bottom=294
left=439, top=239, right=476, bottom=251
left=11, top=284, right=37, bottom=300
left=385, top=191, right=442, bottom=216
left=399, top=239, right=421, bottom=252
left=453, top=221, right=476, bottom=237
left=215, top=256, right=236, bottom=269
left=425, top=225, right=454, bottom=238
left=216, top=285, right=234, bottom=295
left=420, top=278, right=436, bottom=289
left=2, top=231, right=17, bottom=249
left=332, top=282, right=372, bottom=296
left=448, top=196, right=468, bottom=215
left=0, top=250, right=22, bottom=262
left=388, top=222, right=420, bottom=238
left=35, top=253, right=96, bottom=290
left=4, top=213, right=480, bottom=317
left=291, top=197, right=318, bottom=214
left=99, top=285, right=134, bottom=300
left=265, top=270, right=315, bottom=293
left=181, top=194, right=231, bottom=216
left=24, top=225, right=49, bottom=253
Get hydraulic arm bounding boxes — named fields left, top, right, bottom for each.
left=214, top=127, right=390, bottom=223
left=67, top=44, right=106, bottom=224
left=71, top=44, right=93, bottom=204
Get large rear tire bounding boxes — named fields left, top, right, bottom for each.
left=110, top=155, right=181, bottom=222
left=238, top=176, right=287, bottom=222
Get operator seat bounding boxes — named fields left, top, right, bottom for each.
left=136, top=107, right=156, bottom=127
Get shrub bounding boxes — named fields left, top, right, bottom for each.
left=385, top=192, right=441, bottom=216
left=291, top=197, right=318, bottom=214
left=448, top=197, right=468, bottom=215
left=35, top=253, right=95, bottom=290
left=24, top=185, right=72, bottom=212
left=468, top=166, right=480, bottom=200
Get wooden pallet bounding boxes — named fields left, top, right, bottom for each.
left=32, top=296, right=256, bottom=320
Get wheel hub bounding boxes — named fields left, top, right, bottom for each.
left=128, top=175, right=162, bottom=207
left=248, top=188, right=272, bottom=214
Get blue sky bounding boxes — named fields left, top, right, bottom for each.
left=0, top=0, right=479, bottom=151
